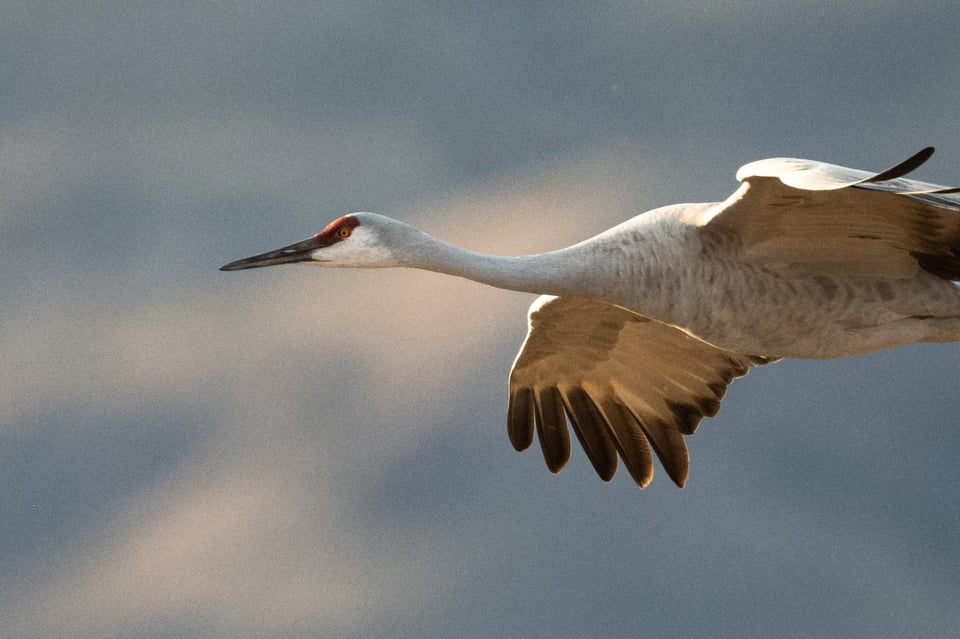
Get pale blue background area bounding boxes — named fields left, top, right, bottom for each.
left=3, top=3, right=959, bottom=637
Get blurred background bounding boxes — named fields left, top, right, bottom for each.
left=2, top=3, right=959, bottom=637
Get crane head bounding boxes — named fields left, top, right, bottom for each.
left=219, top=213, right=402, bottom=271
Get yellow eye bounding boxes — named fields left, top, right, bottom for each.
left=337, top=227, right=351, bottom=239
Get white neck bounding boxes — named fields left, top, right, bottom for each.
left=394, top=232, right=610, bottom=300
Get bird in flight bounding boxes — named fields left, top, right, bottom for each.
left=222, top=147, right=960, bottom=488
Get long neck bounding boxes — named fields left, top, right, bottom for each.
left=396, top=233, right=609, bottom=299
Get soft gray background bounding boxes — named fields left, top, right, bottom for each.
left=3, top=3, right=959, bottom=638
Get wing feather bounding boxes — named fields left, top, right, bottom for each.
left=589, top=390, right=655, bottom=488
left=509, top=296, right=768, bottom=488
left=533, top=386, right=570, bottom=474
left=507, top=386, right=535, bottom=451
left=559, top=386, right=619, bottom=482
left=707, top=147, right=960, bottom=279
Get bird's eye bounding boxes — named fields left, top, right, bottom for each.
left=337, top=227, right=351, bottom=239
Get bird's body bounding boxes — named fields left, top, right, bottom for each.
left=570, top=202, right=960, bottom=358
left=222, top=147, right=960, bottom=488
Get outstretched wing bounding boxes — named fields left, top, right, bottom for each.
left=507, top=296, right=771, bottom=488
left=698, top=147, right=960, bottom=280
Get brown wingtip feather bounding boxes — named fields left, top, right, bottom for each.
left=864, top=146, right=935, bottom=183
left=560, top=387, right=619, bottom=482
left=665, top=401, right=707, bottom=436
left=630, top=413, right=690, bottom=488
left=593, top=395, right=655, bottom=488
left=507, top=387, right=535, bottom=452
left=534, top=387, right=571, bottom=474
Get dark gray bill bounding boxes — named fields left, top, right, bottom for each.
left=219, top=235, right=324, bottom=271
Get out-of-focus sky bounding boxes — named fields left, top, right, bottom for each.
left=3, top=3, right=959, bottom=637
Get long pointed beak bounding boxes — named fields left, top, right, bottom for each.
left=219, top=235, right=324, bottom=271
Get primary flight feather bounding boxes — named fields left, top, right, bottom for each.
left=221, top=147, right=960, bottom=488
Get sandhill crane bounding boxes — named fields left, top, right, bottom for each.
left=221, top=147, right=960, bottom=488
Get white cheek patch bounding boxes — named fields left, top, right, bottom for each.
left=309, top=228, right=396, bottom=267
